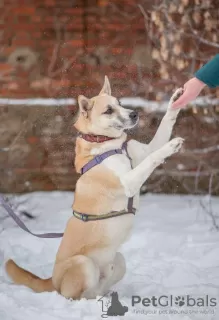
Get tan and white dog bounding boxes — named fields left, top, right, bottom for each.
left=6, top=77, right=183, bottom=300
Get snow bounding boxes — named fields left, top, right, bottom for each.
left=0, top=97, right=77, bottom=106
left=120, top=97, right=169, bottom=111
left=120, top=95, right=219, bottom=112
left=0, top=95, right=218, bottom=112
left=0, top=192, right=219, bottom=320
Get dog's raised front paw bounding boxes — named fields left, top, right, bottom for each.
left=168, top=137, right=184, bottom=153
left=167, top=88, right=184, bottom=116
left=161, top=137, right=184, bottom=159
left=170, top=88, right=184, bottom=105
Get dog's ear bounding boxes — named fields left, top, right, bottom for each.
left=78, top=95, right=93, bottom=118
left=99, top=75, right=111, bottom=96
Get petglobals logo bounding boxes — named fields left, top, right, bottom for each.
left=97, top=292, right=217, bottom=318
left=131, top=295, right=217, bottom=308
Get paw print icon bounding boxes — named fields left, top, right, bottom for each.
left=175, top=296, right=185, bottom=307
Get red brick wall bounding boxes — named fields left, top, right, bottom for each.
left=1, top=0, right=218, bottom=195
left=1, top=104, right=219, bottom=195
left=0, top=0, right=150, bottom=193
left=0, top=0, right=151, bottom=99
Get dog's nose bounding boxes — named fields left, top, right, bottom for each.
left=129, top=111, right=138, bottom=121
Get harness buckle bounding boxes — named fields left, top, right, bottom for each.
left=81, top=214, right=88, bottom=221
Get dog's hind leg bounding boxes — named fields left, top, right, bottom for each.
left=120, top=137, right=184, bottom=197
left=54, top=255, right=100, bottom=299
left=99, top=252, right=126, bottom=295
left=82, top=252, right=126, bottom=299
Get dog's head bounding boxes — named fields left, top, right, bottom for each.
left=74, top=76, right=139, bottom=138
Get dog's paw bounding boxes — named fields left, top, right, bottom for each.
left=167, top=88, right=184, bottom=114
left=169, top=137, right=184, bottom=153
left=170, top=88, right=184, bottom=105
left=161, top=137, right=184, bottom=159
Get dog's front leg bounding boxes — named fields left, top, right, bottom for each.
left=120, top=137, right=183, bottom=197
left=147, top=88, right=183, bottom=154
left=126, top=88, right=183, bottom=167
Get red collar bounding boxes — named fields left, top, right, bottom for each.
left=77, top=132, right=115, bottom=143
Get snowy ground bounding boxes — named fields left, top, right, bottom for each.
left=0, top=192, right=219, bottom=320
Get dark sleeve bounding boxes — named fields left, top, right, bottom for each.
left=195, top=54, right=219, bottom=88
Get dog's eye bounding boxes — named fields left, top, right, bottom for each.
left=103, top=106, right=114, bottom=115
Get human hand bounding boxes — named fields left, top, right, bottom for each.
left=172, top=77, right=206, bottom=109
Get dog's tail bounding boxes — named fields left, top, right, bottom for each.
left=5, top=259, right=54, bottom=293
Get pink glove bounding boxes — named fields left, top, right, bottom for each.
left=172, top=77, right=206, bottom=109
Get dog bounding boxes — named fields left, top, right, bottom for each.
left=5, top=76, right=183, bottom=299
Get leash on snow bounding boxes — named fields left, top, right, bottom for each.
left=0, top=195, right=64, bottom=238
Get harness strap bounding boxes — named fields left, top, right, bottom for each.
left=76, top=140, right=136, bottom=221
left=73, top=209, right=135, bottom=222
left=81, top=141, right=131, bottom=174
left=122, top=141, right=135, bottom=213
left=81, top=148, right=123, bottom=174
left=0, top=141, right=135, bottom=234
left=0, top=195, right=64, bottom=238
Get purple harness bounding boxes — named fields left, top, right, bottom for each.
left=73, top=141, right=136, bottom=222
left=0, top=142, right=135, bottom=237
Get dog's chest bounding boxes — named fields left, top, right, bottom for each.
left=102, top=153, right=139, bottom=211
left=103, top=153, right=132, bottom=177
left=86, top=151, right=137, bottom=267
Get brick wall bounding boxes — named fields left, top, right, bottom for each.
left=0, top=0, right=218, bottom=194
left=0, top=0, right=152, bottom=99
left=1, top=103, right=219, bottom=195
left=0, top=103, right=78, bottom=192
